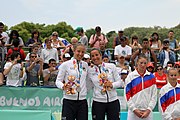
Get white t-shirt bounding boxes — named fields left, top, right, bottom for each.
left=163, top=50, right=169, bottom=68
left=4, top=62, right=22, bottom=86
left=114, top=45, right=132, bottom=57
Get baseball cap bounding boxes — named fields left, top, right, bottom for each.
left=121, top=69, right=128, bottom=74
left=147, top=62, right=154, bottom=68
left=75, top=27, right=83, bottom=33
left=63, top=53, right=71, bottom=58
left=84, top=54, right=90, bottom=59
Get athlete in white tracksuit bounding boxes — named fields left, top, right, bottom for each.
left=159, top=68, right=180, bottom=120
left=125, top=69, right=157, bottom=120
left=88, top=48, right=124, bottom=120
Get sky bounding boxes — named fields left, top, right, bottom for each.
left=1, top=0, right=180, bottom=33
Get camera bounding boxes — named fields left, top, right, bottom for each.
left=151, top=36, right=156, bottom=41
left=36, top=60, right=40, bottom=64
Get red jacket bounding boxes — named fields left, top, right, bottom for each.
left=7, top=47, right=26, bottom=61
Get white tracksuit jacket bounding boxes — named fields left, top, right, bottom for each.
left=124, top=70, right=157, bottom=112
left=159, top=83, right=180, bottom=120
left=56, top=59, right=88, bottom=100
left=87, top=62, right=124, bottom=103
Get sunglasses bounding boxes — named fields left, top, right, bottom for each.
left=157, top=68, right=162, bottom=71
left=31, top=56, right=37, bottom=58
left=170, top=74, right=177, bottom=77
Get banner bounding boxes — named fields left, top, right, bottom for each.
left=0, top=86, right=127, bottom=120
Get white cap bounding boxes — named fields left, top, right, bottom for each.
left=84, top=54, right=90, bottom=59
left=64, top=53, right=71, bottom=58
left=121, top=69, right=128, bottom=74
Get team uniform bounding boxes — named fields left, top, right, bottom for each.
left=125, top=69, right=157, bottom=120
left=159, top=83, right=180, bottom=120
left=87, top=62, right=123, bottom=120
left=56, top=59, right=88, bottom=120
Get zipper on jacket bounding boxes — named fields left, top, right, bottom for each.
left=77, top=61, right=80, bottom=100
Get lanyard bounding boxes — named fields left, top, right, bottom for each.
left=73, top=59, right=83, bottom=84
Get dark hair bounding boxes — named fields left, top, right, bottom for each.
left=90, top=48, right=102, bottom=57
left=29, top=52, right=37, bottom=58
left=31, top=30, right=39, bottom=39
left=168, top=30, right=174, bottom=33
left=9, top=30, right=20, bottom=44
left=167, top=61, right=174, bottom=66
left=95, top=26, right=101, bottom=32
left=118, top=30, right=123, bottom=33
left=10, top=52, right=20, bottom=61
left=131, top=35, right=138, bottom=44
left=12, top=39, right=20, bottom=47
left=0, top=22, right=4, bottom=27
left=142, top=38, right=149, bottom=42
left=151, top=32, right=159, bottom=40
left=45, top=38, right=51, bottom=43
left=32, top=44, right=39, bottom=49
left=49, top=58, right=56, bottom=64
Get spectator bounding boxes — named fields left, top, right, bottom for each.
left=158, top=39, right=176, bottom=68
left=41, top=38, right=59, bottom=69
left=131, top=38, right=157, bottom=69
left=43, top=59, right=58, bottom=87
left=26, top=30, right=42, bottom=47
left=75, top=27, right=88, bottom=48
left=167, top=30, right=180, bottom=61
left=116, top=55, right=131, bottom=74
left=130, top=35, right=142, bottom=54
left=3, top=52, right=24, bottom=86
left=99, top=41, right=111, bottom=60
left=120, top=69, right=129, bottom=88
left=25, top=44, right=39, bottom=62
left=62, top=53, right=71, bottom=62
left=61, top=37, right=78, bottom=58
left=50, top=31, right=65, bottom=48
left=174, top=61, right=180, bottom=83
left=89, top=26, right=108, bottom=48
left=149, top=32, right=161, bottom=55
left=146, top=62, right=154, bottom=73
left=113, top=30, right=124, bottom=49
left=82, top=53, right=91, bottom=66
left=159, top=68, right=180, bottom=120
left=88, top=48, right=123, bottom=120
left=114, top=36, right=132, bottom=63
left=0, top=73, right=3, bottom=86
left=154, top=65, right=167, bottom=89
left=6, top=30, right=24, bottom=48
left=125, top=55, right=157, bottom=120
left=0, top=22, right=9, bottom=54
left=102, top=55, right=109, bottom=63
left=6, top=39, right=26, bottom=61
left=25, top=52, right=43, bottom=86
left=56, top=43, right=89, bottom=120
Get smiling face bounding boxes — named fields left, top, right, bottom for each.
left=90, top=49, right=102, bottom=65
left=73, top=45, right=85, bottom=61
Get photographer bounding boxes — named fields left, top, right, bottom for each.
left=25, top=52, right=43, bottom=86
left=89, top=26, right=108, bottom=48
left=43, top=59, right=58, bottom=87
left=3, top=52, right=23, bottom=87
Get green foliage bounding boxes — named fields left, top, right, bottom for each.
left=6, top=22, right=180, bottom=48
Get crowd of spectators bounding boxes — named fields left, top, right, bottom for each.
left=1, top=21, right=180, bottom=119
